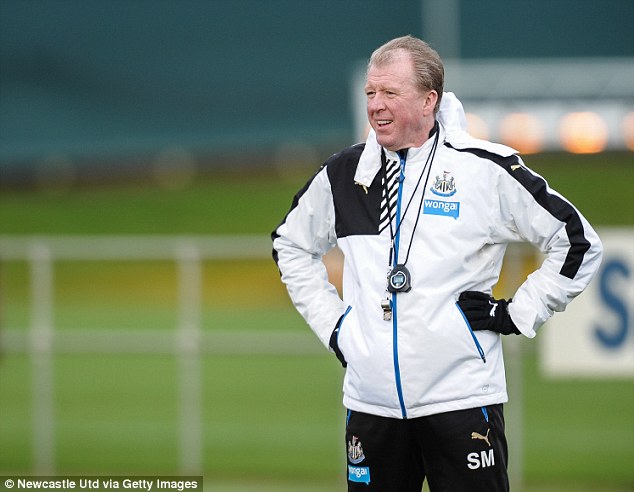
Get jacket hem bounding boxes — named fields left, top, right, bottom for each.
left=343, top=392, right=508, bottom=419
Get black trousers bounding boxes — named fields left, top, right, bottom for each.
left=345, top=405, right=509, bottom=492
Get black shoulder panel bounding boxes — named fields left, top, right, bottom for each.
left=271, top=143, right=383, bottom=265
left=326, top=144, right=383, bottom=238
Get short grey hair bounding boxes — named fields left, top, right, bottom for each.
left=368, top=35, right=444, bottom=112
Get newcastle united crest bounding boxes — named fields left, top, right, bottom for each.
left=347, top=436, right=366, bottom=464
left=431, top=171, right=457, bottom=197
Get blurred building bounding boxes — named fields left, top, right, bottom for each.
left=1, top=0, right=633, bottom=188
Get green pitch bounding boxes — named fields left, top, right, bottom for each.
left=0, top=152, right=633, bottom=235
left=1, top=152, right=633, bottom=490
left=2, top=326, right=633, bottom=490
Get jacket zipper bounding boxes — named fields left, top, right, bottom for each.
left=392, top=152, right=408, bottom=418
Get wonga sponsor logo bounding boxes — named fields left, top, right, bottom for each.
left=348, top=465, right=371, bottom=484
left=423, top=199, right=460, bottom=219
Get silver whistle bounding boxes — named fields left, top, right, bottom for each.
left=381, top=298, right=392, bottom=321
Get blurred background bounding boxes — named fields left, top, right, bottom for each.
left=1, top=1, right=633, bottom=491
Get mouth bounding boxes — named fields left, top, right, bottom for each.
left=376, top=119, right=393, bottom=128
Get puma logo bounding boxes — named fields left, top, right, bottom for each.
left=511, top=164, right=523, bottom=171
left=354, top=181, right=369, bottom=194
left=488, top=300, right=498, bottom=317
left=471, top=428, right=491, bottom=447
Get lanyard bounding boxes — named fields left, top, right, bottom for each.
left=381, top=126, right=439, bottom=269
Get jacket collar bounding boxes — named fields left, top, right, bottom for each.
left=354, top=91, right=464, bottom=187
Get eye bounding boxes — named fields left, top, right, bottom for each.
left=365, top=90, right=375, bottom=98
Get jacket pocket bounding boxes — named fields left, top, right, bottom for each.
left=330, top=305, right=352, bottom=367
left=455, top=301, right=487, bottom=363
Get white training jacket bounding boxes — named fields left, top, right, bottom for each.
left=272, top=93, right=603, bottom=419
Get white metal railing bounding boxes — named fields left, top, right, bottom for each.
left=0, top=235, right=320, bottom=475
left=0, top=235, right=530, bottom=486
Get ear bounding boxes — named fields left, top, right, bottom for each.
left=423, top=90, right=439, bottom=116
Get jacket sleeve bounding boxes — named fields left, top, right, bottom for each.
left=493, top=157, right=603, bottom=338
left=271, top=166, right=347, bottom=348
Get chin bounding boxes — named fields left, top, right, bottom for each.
left=375, top=136, right=394, bottom=150
left=380, top=142, right=399, bottom=152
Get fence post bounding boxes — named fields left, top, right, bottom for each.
left=29, top=242, right=55, bottom=474
left=177, top=242, right=203, bottom=474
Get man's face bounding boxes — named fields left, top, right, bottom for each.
left=365, top=52, right=436, bottom=151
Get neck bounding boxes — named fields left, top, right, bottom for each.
left=396, top=121, right=438, bottom=155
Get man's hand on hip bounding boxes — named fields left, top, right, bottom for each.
left=457, top=291, right=520, bottom=335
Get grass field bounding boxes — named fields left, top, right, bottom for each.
left=0, top=152, right=633, bottom=235
left=2, top=347, right=633, bottom=491
left=1, top=152, right=633, bottom=490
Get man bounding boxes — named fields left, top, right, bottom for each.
left=271, top=35, right=602, bottom=491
